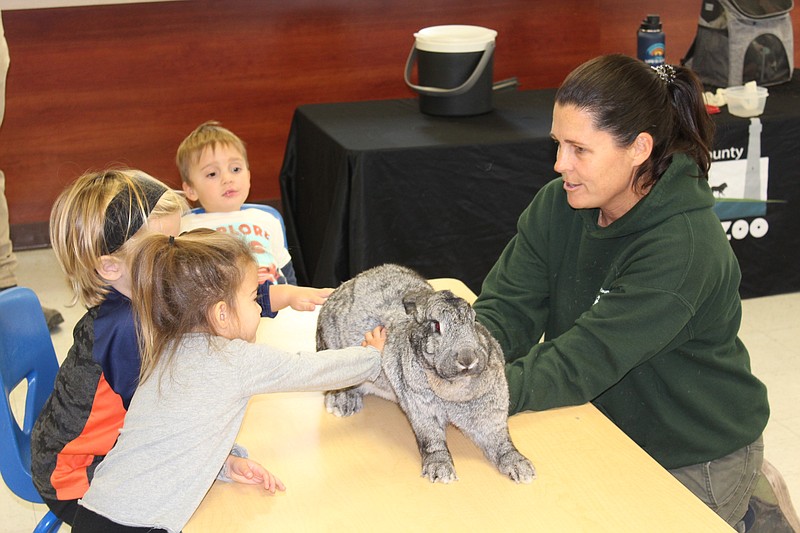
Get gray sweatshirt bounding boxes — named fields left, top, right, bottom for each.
left=78, top=333, right=381, bottom=532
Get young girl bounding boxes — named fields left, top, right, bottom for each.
left=31, top=169, right=186, bottom=525
left=72, top=229, right=384, bottom=533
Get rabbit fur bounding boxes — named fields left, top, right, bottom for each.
left=316, top=263, right=535, bottom=484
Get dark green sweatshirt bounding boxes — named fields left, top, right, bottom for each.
left=474, top=154, right=769, bottom=469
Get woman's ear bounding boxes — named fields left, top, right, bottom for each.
left=96, top=255, right=124, bottom=283
left=631, top=132, right=654, bottom=166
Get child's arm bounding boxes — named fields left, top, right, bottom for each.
left=257, top=283, right=278, bottom=318
left=279, top=260, right=298, bottom=285
left=224, top=455, right=286, bottom=494
left=269, top=284, right=333, bottom=312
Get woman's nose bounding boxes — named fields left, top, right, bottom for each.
left=553, top=148, right=568, bottom=174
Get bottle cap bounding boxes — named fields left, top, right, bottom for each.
left=640, top=14, right=662, bottom=31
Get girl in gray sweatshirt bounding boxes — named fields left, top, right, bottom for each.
left=73, top=229, right=384, bottom=533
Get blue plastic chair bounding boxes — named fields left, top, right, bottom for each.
left=189, top=202, right=287, bottom=242
left=0, top=287, right=63, bottom=532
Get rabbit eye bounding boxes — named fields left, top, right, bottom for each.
left=430, top=320, right=441, bottom=334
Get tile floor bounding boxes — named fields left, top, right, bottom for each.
left=2, top=247, right=799, bottom=533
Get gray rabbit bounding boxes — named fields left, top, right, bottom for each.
left=316, top=263, right=535, bottom=484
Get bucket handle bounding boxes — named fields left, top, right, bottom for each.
left=404, top=41, right=495, bottom=96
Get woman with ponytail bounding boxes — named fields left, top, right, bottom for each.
left=473, top=55, right=791, bottom=530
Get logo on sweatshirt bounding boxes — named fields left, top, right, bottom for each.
left=592, top=288, right=610, bottom=306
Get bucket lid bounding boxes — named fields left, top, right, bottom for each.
left=414, top=25, right=497, bottom=53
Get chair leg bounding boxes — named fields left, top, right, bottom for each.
left=33, top=510, right=62, bottom=533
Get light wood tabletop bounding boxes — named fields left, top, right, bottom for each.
left=185, top=279, right=732, bottom=532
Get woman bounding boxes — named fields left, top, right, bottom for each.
left=473, top=54, right=777, bottom=530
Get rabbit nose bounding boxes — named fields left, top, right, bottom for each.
left=457, top=351, right=479, bottom=374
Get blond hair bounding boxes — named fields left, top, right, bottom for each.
left=130, top=229, right=255, bottom=384
left=50, top=169, right=187, bottom=307
left=175, top=120, right=249, bottom=184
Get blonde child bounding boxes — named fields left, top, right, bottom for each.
left=30, top=170, right=186, bottom=525
left=178, top=120, right=297, bottom=287
left=72, top=229, right=384, bottom=533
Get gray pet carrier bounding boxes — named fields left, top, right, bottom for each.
left=683, top=0, right=794, bottom=87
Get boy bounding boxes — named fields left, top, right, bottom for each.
left=177, top=121, right=296, bottom=287
left=31, top=170, right=186, bottom=525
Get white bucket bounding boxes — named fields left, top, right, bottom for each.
left=404, top=25, right=498, bottom=116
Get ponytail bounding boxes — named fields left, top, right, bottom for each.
left=130, top=229, right=254, bottom=384
left=666, top=66, right=715, bottom=179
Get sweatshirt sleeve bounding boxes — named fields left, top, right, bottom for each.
left=216, top=443, right=248, bottom=482
left=475, top=181, right=575, bottom=365
left=474, top=200, right=551, bottom=362
left=474, top=180, right=703, bottom=415
left=503, top=284, right=695, bottom=414
left=257, top=282, right=278, bottom=318
left=232, top=340, right=382, bottom=398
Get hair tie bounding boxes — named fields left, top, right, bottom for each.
left=168, top=235, right=176, bottom=246
left=652, top=64, right=676, bottom=85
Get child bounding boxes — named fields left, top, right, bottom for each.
left=72, top=229, right=384, bottom=533
left=177, top=120, right=296, bottom=286
left=30, top=169, right=186, bottom=525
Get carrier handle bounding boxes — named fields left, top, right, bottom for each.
left=404, top=41, right=495, bottom=96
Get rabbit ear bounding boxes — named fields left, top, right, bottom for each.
left=403, top=290, right=429, bottom=315
left=402, top=293, right=418, bottom=315
left=437, top=289, right=456, bottom=300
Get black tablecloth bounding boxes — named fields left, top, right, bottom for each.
left=279, top=75, right=800, bottom=298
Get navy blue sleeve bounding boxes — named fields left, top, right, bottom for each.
left=257, top=282, right=278, bottom=318
left=280, top=261, right=298, bottom=286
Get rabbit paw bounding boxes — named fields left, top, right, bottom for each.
left=498, top=450, right=536, bottom=484
left=324, top=389, right=363, bottom=417
left=421, top=452, right=458, bottom=483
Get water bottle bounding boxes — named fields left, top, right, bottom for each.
left=637, top=14, right=665, bottom=67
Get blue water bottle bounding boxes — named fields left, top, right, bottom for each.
left=637, top=14, right=665, bottom=67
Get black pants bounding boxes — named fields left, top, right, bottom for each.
left=72, top=506, right=170, bottom=533
left=41, top=496, right=79, bottom=526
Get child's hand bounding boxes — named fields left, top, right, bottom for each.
left=225, top=455, right=286, bottom=494
left=362, top=325, right=387, bottom=352
left=270, top=285, right=333, bottom=312
left=288, top=286, right=333, bottom=311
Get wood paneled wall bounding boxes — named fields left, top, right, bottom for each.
left=2, top=0, right=798, bottom=246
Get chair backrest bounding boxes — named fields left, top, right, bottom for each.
left=189, top=203, right=287, bottom=242
left=0, top=287, right=59, bottom=503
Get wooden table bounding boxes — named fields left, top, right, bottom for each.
left=186, top=280, right=732, bottom=532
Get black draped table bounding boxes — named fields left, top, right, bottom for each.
left=279, top=74, right=800, bottom=298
